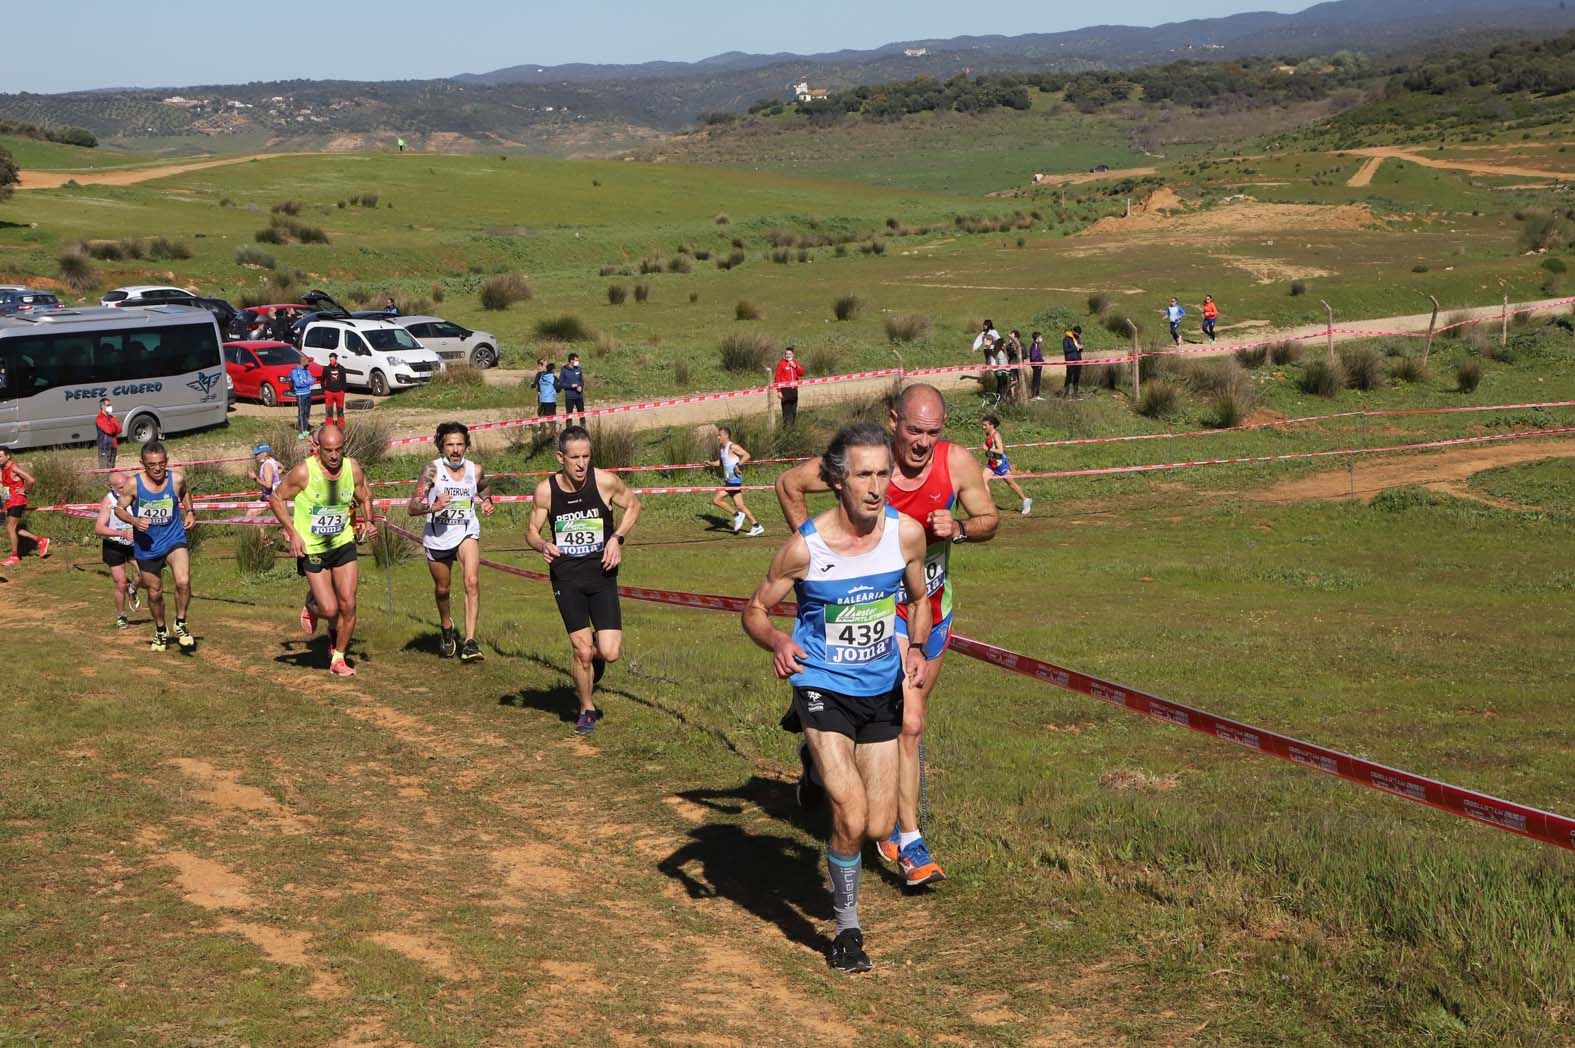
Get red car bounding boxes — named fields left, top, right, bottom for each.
left=223, top=340, right=323, bottom=406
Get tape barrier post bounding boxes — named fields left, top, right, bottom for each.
left=1423, top=294, right=1440, bottom=369
left=375, top=521, right=1575, bottom=854
left=1126, top=319, right=1140, bottom=401
left=1320, top=300, right=1335, bottom=365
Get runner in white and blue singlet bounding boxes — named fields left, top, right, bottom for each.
left=113, top=441, right=197, bottom=653
left=709, top=425, right=764, bottom=536
left=409, top=421, right=495, bottom=662
left=743, top=422, right=931, bottom=975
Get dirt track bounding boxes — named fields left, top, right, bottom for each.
left=1033, top=166, right=1158, bottom=186
left=1254, top=438, right=1575, bottom=505
left=16, top=153, right=291, bottom=190
left=1338, top=146, right=1575, bottom=186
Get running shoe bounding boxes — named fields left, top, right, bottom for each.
left=300, top=603, right=318, bottom=635
left=174, top=621, right=195, bottom=651
left=897, top=839, right=946, bottom=888
left=828, top=929, right=872, bottom=973
left=35, top=537, right=51, bottom=559
left=459, top=638, right=484, bottom=663
left=747, top=524, right=765, bottom=537
left=592, top=655, right=606, bottom=685
left=128, top=586, right=141, bottom=612
left=149, top=630, right=168, bottom=653
left=115, top=614, right=129, bottom=630
left=329, top=655, right=356, bottom=677
left=875, top=826, right=902, bottom=865
left=439, top=626, right=458, bottom=659
left=1, top=556, right=20, bottom=567
left=795, top=740, right=824, bottom=811
left=574, top=708, right=604, bottom=735
left=731, top=511, right=745, bottom=533
left=1021, top=498, right=1033, bottom=516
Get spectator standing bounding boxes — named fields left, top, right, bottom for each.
left=1200, top=295, right=1219, bottom=343
left=990, top=340, right=1013, bottom=401
left=535, top=362, right=559, bottom=435
left=971, top=318, right=1000, bottom=357
left=321, top=352, right=348, bottom=428
left=1161, top=297, right=1186, bottom=346
left=561, top=353, right=586, bottom=424
left=1061, top=326, right=1084, bottom=398
left=773, top=346, right=806, bottom=428
left=1028, top=332, right=1046, bottom=400
left=289, top=355, right=317, bottom=438
left=271, top=309, right=295, bottom=345
left=95, top=398, right=122, bottom=469
left=384, top=296, right=398, bottom=316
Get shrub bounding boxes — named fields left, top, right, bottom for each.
left=57, top=250, right=96, bottom=294
left=339, top=413, right=392, bottom=467
left=1269, top=341, right=1303, bottom=365
left=235, top=245, right=276, bottom=269
left=769, top=248, right=791, bottom=264
left=1411, top=264, right=1430, bottom=274
left=635, top=283, right=650, bottom=303
left=271, top=200, right=302, bottom=215
left=797, top=248, right=811, bottom=263
left=1102, top=313, right=1137, bottom=338
left=254, top=225, right=287, bottom=245
left=394, top=295, right=432, bottom=317
left=835, top=244, right=848, bottom=257
left=345, top=286, right=373, bottom=306
left=1086, top=363, right=1124, bottom=391
left=668, top=255, right=694, bottom=274
left=1299, top=358, right=1346, bottom=397
left=640, top=258, right=663, bottom=275
left=234, top=526, right=276, bottom=576
left=1487, top=342, right=1517, bottom=364
left=1390, top=355, right=1429, bottom=383
left=1337, top=345, right=1385, bottom=391
left=717, top=250, right=746, bottom=270
left=1455, top=359, right=1482, bottom=393
left=1235, top=345, right=1268, bottom=368
left=594, top=332, right=615, bottom=359
left=1137, top=379, right=1182, bottom=418
left=352, top=192, right=379, bottom=208
left=1440, top=311, right=1472, bottom=338
left=598, top=265, right=621, bottom=277
left=147, top=236, right=191, bottom=260
left=688, top=291, right=699, bottom=304
left=1544, top=256, right=1568, bottom=275
left=735, top=299, right=763, bottom=321
left=719, top=332, right=779, bottom=372
left=806, top=345, right=838, bottom=376
left=833, top=294, right=864, bottom=321
left=607, top=285, right=628, bottom=305
left=430, top=283, right=445, bottom=303
left=1178, top=357, right=1250, bottom=399
left=294, top=224, right=330, bottom=245
left=371, top=526, right=418, bottom=569
left=1205, top=387, right=1254, bottom=429
left=715, top=213, right=730, bottom=224
left=535, top=315, right=592, bottom=341
left=26, top=451, right=93, bottom=510
left=659, top=426, right=706, bottom=477
left=427, top=362, right=485, bottom=390
left=479, top=273, right=533, bottom=310
left=673, top=360, right=690, bottom=386
left=693, top=249, right=711, bottom=261
left=1087, top=292, right=1112, bottom=315
left=82, top=239, right=129, bottom=260
left=883, top=313, right=931, bottom=343
left=1289, top=279, right=1307, bottom=297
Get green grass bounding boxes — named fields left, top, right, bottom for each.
left=0, top=133, right=166, bottom=171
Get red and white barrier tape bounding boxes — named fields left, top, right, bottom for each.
left=376, top=521, right=1574, bottom=853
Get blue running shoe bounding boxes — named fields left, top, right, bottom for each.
left=898, top=838, right=945, bottom=888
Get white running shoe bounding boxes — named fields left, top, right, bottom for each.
left=731, top=511, right=745, bottom=533
left=747, top=524, right=765, bottom=537
left=1021, top=498, right=1033, bottom=516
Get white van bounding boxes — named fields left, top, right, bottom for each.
left=298, top=317, right=444, bottom=396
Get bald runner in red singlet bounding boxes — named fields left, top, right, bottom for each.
left=776, top=384, right=999, bottom=888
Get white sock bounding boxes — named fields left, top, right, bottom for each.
left=899, top=829, right=922, bottom=849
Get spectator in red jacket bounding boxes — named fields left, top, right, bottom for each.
left=95, top=398, right=122, bottom=469
left=773, top=347, right=806, bottom=428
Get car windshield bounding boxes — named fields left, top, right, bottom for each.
left=253, top=346, right=300, bottom=365
left=365, top=328, right=421, bottom=352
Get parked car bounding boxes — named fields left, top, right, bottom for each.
left=297, top=318, right=443, bottom=395
left=223, top=340, right=323, bottom=407
left=0, top=289, right=62, bottom=316
left=101, top=285, right=195, bottom=308
left=239, top=303, right=308, bottom=341
left=386, top=315, right=501, bottom=368
left=177, top=297, right=247, bottom=340
left=226, top=369, right=236, bottom=410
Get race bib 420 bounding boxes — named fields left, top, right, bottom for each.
left=139, top=497, right=174, bottom=525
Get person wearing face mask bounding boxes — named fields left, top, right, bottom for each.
left=774, top=346, right=806, bottom=428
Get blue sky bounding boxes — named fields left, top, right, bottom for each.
left=3, top=1, right=1309, bottom=94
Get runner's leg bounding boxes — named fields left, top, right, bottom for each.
left=428, top=554, right=454, bottom=631
left=731, top=492, right=759, bottom=527
left=893, top=634, right=947, bottom=837
left=110, top=563, right=129, bottom=615
left=331, top=560, right=359, bottom=658
left=168, top=548, right=193, bottom=623
left=141, top=564, right=166, bottom=630
left=456, top=539, right=481, bottom=643
left=304, top=568, right=340, bottom=645
left=567, top=627, right=598, bottom=713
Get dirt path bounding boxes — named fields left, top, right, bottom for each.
left=1253, top=438, right=1575, bottom=505
left=1337, top=146, right=1575, bottom=184
left=16, top=153, right=292, bottom=190
left=1032, top=166, right=1158, bottom=187
left=1345, top=156, right=1386, bottom=188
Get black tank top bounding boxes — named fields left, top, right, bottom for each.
left=547, top=467, right=615, bottom=583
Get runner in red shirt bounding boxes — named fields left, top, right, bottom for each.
left=0, top=448, right=51, bottom=566
left=776, top=384, right=999, bottom=888
left=95, top=398, right=122, bottom=469
left=1200, top=295, right=1220, bottom=343
left=773, top=347, right=807, bottom=428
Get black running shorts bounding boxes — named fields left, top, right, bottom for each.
left=135, top=542, right=189, bottom=577
left=553, top=578, right=621, bottom=634
left=102, top=540, right=133, bottom=568
left=792, top=684, right=902, bottom=745
left=302, top=542, right=357, bottom=574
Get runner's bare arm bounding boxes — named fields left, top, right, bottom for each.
left=741, top=533, right=809, bottom=678
left=94, top=497, right=117, bottom=538
left=11, top=463, right=34, bottom=487
left=524, top=479, right=558, bottom=561
left=175, top=471, right=195, bottom=529
left=351, top=460, right=376, bottom=538
left=733, top=442, right=752, bottom=466
left=475, top=466, right=495, bottom=516
left=599, top=470, right=642, bottom=570
left=898, top=516, right=932, bottom=688
left=774, top=457, right=827, bottom=530
left=406, top=461, right=438, bottom=516
left=944, top=442, right=1000, bottom=543
left=113, top=474, right=142, bottom=530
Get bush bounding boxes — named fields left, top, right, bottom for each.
left=1137, top=379, right=1182, bottom=418
left=147, top=236, right=191, bottom=260
left=1205, top=387, right=1255, bottom=429
left=1087, top=292, right=1112, bottom=315
left=797, top=248, right=811, bottom=263
left=340, top=414, right=392, bottom=467
left=693, top=249, right=711, bottom=261
left=1102, top=313, right=1137, bottom=338
left=1270, top=341, right=1303, bottom=365
left=1440, top=311, right=1473, bottom=338
left=1456, top=359, right=1482, bottom=393
left=1337, top=345, right=1385, bottom=391
left=598, top=265, right=621, bottom=277
left=1411, top=264, right=1430, bottom=274
left=635, top=283, right=650, bottom=303
left=589, top=423, right=638, bottom=469
left=770, top=248, right=791, bottom=264
left=1235, top=345, right=1268, bottom=368
left=57, top=250, right=96, bottom=294
left=594, top=332, right=615, bottom=359
left=668, top=255, right=694, bottom=274
left=717, top=250, right=747, bottom=271
left=234, top=527, right=276, bottom=576
left=719, top=332, right=780, bottom=372
left=607, top=284, right=628, bottom=305
left=689, top=291, right=699, bottom=304
left=394, top=294, right=432, bottom=317
left=428, top=362, right=485, bottom=390
left=345, top=286, right=373, bottom=306
left=1178, top=357, right=1249, bottom=399
left=271, top=200, right=302, bottom=216
left=833, top=294, right=864, bottom=321
left=1299, top=358, right=1346, bottom=397
left=254, top=225, right=287, bottom=245
left=235, top=245, right=276, bottom=269
left=659, top=426, right=706, bottom=477
left=674, top=360, right=690, bottom=386
left=806, top=346, right=838, bottom=376
left=883, top=313, right=931, bottom=343
left=640, top=258, right=663, bottom=275
left=1086, top=363, right=1124, bottom=391
left=1289, top=279, right=1308, bottom=297
left=479, top=273, right=533, bottom=310
left=535, top=315, right=592, bottom=341
left=294, top=225, right=330, bottom=245
left=1390, top=355, right=1429, bottom=383
left=1544, top=256, right=1569, bottom=275
left=431, top=283, right=445, bottom=304
left=735, top=299, right=763, bottom=321
left=715, top=213, right=730, bottom=225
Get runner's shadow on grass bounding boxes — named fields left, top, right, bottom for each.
left=674, top=776, right=823, bottom=836
left=499, top=683, right=581, bottom=724
left=273, top=636, right=368, bottom=669
left=402, top=631, right=446, bottom=656
left=658, top=823, right=830, bottom=951
left=696, top=513, right=735, bottom=533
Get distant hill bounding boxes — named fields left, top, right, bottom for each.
left=0, top=0, right=1569, bottom=153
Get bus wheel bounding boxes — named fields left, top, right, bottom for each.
left=126, top=413, right=160, bottom=444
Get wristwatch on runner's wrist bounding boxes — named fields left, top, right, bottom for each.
left=951, top=521, right=968, bottom=544
left=613, top=533, right=626, bottom=544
